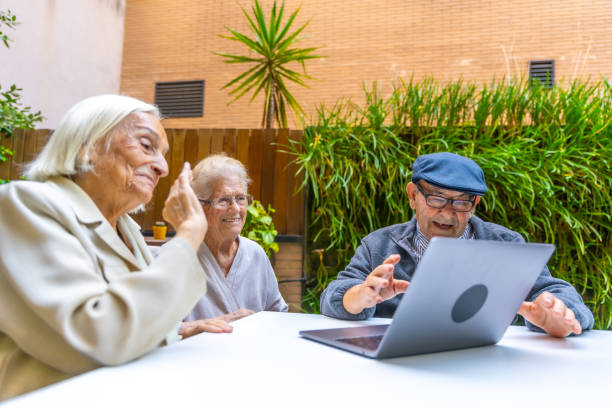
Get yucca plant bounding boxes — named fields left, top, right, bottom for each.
left=216, top=0, right=323, bottom=129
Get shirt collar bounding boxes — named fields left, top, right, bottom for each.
left=412, top=220, right=474, bottom=262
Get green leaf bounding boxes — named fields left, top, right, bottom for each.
left=243, top=200, right=279, bottom=257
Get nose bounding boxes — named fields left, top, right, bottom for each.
left=439, top=201, right=456, bottom=215
left=151, top=152, right=169, bottom=178
left=228, top=198, right=241, bottom=210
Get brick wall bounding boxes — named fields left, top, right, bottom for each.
left=121, top=0, right=612, bottom=129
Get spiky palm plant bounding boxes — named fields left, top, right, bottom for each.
left=215, top=0, right=322, bottom=129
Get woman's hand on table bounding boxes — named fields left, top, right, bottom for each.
left=178, top=309, right=255, bottom=339
left=179, top=318, right=233, bottom=338
left=218, top=308, right=255, bottom=323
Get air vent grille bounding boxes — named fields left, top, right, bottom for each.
left=154, top=80, right=204, bottom=118
left=529, top=60, right=554, bottom=89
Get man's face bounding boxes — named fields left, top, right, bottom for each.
left=406, top=180, right=481, bottom=240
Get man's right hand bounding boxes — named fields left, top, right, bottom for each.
left=342, top=254, right=410, bottom=315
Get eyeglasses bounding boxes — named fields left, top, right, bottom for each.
left=415, top=183, right=475, bottom=212
left=199, top=194, right=253, bottom=210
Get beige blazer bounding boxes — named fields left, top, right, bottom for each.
left=0, top=177, right=206, bottom=400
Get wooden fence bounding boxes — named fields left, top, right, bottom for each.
left=0, top=128, right=305, bottom=234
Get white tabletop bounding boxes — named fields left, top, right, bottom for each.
left=6, top=312, right=612, bottom=407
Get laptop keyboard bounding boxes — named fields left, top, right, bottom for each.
left=336, top=335, right=384, bottom=351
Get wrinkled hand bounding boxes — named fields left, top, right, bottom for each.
left=162, top=162, right=207, bottom=251
left=217, top=308, right=255, bottom=323
left=517, top=291, right=581, bottom=337
left=342, top=254, right=410, bottom=315
left=179, top=318, right=233, bottom=339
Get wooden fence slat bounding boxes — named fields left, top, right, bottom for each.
left=22, top=130, right=38, bottom=165
left=236, top=129, right=250, bottom=169
left=222, top=129, right=237, bottom=158
left=35, top=129, right=49, bottom=153
left=197, top=129, right=211, bottom=161
left=9, top=130, right=25, bottom=180
left=272, top=129, right=290, bottom=234
left=184, top=129, right=198, bottom=169
left=248, top=129, right=264, bottom=201
left=286, top=130, right=305, bottom=235
left=170, top=129, right=186, bottom=180
left=260, top=129, right=276, bottom=208
left=210, top=129, right=224, bottom=155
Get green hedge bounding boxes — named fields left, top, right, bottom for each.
left=290, top=78, right=612, bottom=329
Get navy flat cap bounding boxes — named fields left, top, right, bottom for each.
left=411, top=152, right=487, bottom=196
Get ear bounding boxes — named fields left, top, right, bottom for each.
left=471, top=196, right=481, bottom=214
left=406, top=182, right=417, bottom=210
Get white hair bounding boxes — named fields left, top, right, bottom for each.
left=192, top=153, right=251, bottom=199
left=25, top=94, right=160, bottom=181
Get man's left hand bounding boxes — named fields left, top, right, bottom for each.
left=517, top=291, right=582, bottom=337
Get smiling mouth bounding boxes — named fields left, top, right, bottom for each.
left=222, top=218, right=242, bottom=222
left=433, top=221, right=454, bottom=229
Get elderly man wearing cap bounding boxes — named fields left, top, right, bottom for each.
left=320, top=152, right=594, bottom=337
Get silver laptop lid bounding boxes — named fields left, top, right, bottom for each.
left=376, top=238, right=554, bottom=358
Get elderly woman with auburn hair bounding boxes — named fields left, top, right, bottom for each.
left=178, top=154, right=288, bottom=337
left=0, top=95, right=212, bottom=400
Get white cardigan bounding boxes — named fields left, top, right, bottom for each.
left=184, top=236, right=288, bottom=321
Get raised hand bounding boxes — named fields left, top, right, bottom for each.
left=162, top=162, right=207, bottom=251
left=342, top=254, right=410, bottom=315
left=518, top=291, right=582, bottom=337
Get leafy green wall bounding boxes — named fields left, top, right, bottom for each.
left=290, top=78, right=611, bottom=329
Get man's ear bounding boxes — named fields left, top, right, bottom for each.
left=406, top=182, right=417, bottom=209
left=474, top=196, right=481, bottom=206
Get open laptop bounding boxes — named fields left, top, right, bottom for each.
left=299, top=237, right=554, bottom=359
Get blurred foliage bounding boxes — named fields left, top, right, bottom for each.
left=1, top=10, right=43, bottom=184
left=288, top=77, right=611, bottom=329
left=244, top=199, right=279, bottom=257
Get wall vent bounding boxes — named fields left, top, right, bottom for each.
left=529, top=60, right=554, bottom=89
left=154, top=80, right=204, bottom=117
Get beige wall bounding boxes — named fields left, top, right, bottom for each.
left=120, top=0, right=612, bottom=129
left=0, top=0, right=126, bottom=128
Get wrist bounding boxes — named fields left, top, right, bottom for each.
left=343, top=284, right=366, bottom=315
left=175, top=229, right=204, bottom=252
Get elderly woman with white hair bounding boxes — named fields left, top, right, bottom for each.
left=0, top=95, right=212, bottom=400
left=178, top=154, right=288, bottom=337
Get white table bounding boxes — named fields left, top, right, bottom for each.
left=6, top=312, right=612, bottom=407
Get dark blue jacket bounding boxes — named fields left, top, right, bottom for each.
left=320, top=215, right=595, bottom=332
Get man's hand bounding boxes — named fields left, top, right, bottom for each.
left=342, top=254, right=410, bottom=315
left=517, top=291, right=582, bottom=337
left=179, top=318, right=233, bottom=339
